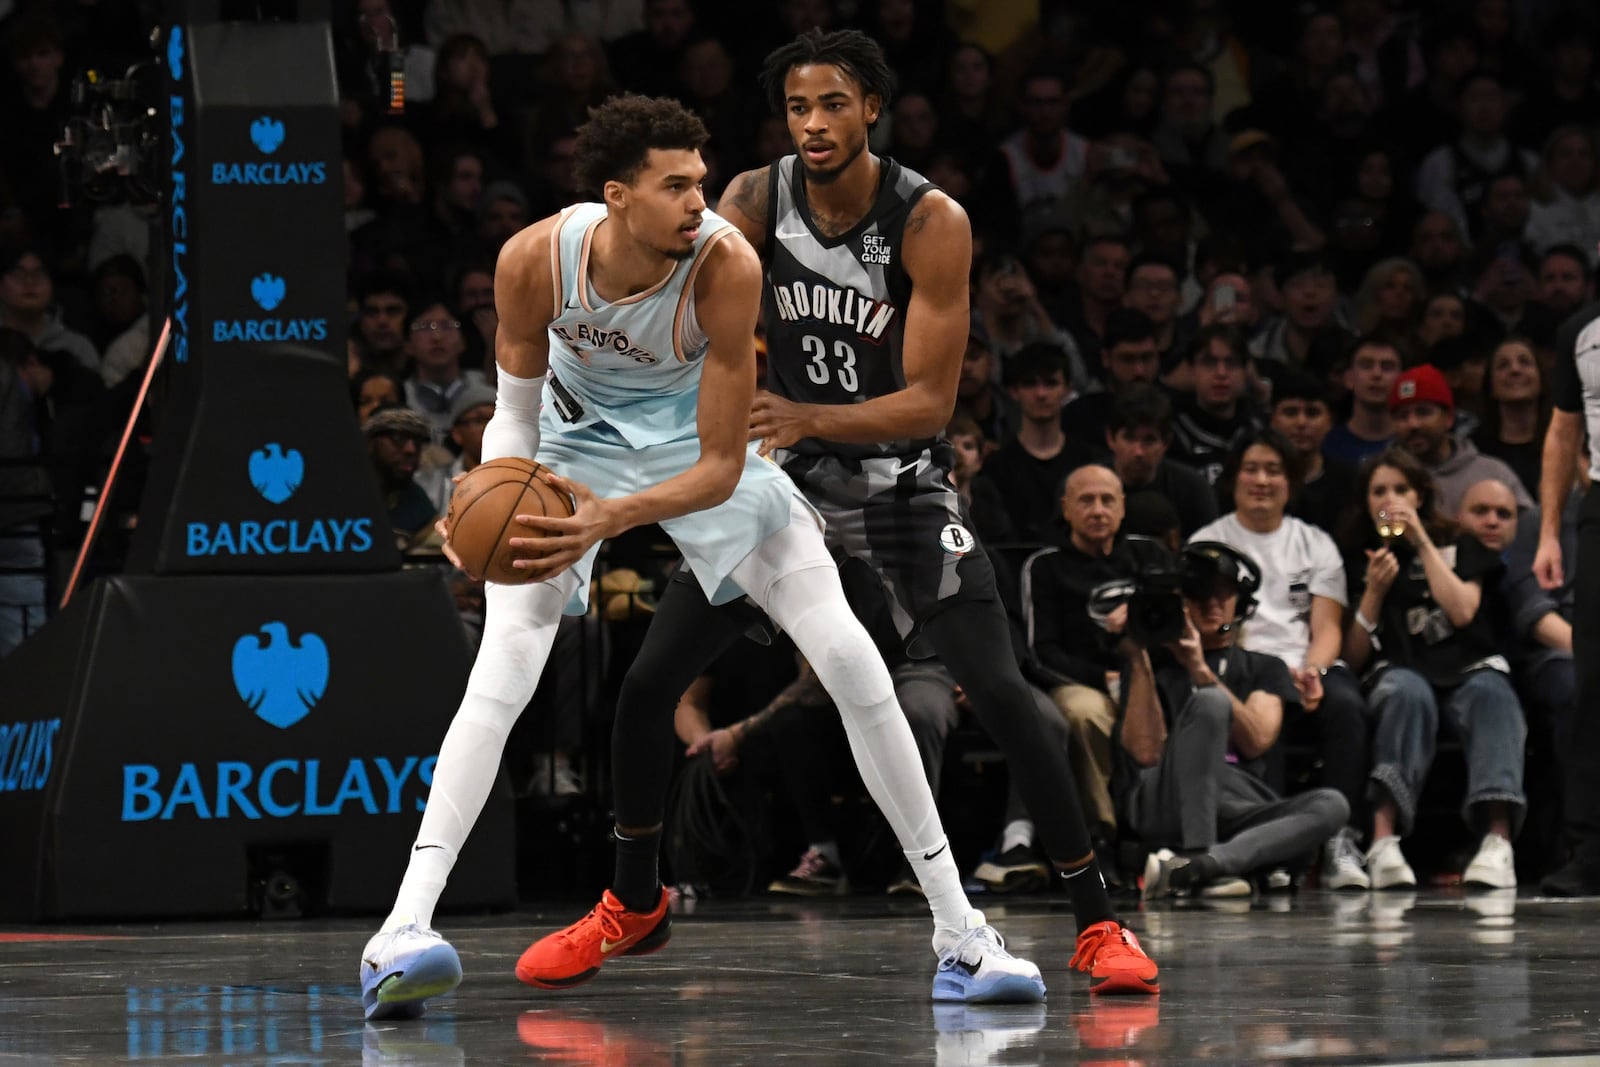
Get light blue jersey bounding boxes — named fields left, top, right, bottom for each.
left=543, top=202, right=735, bottom=448
left=529, top=203, right=813, bottom=614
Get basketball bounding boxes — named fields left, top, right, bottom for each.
left=446, top=458, right=575, bottom=584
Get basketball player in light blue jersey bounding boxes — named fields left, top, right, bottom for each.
left=359, top=95, right=1043, bottom=1021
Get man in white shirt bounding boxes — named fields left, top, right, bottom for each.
left=1190, top=427, right=1372, bottom=888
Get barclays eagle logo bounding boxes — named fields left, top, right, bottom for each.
left=232, top=623, right=329, bottom=730
left=249, top=443, right=303, bottom=504
left=167, top=26, right=184, bottom=79
left=250, top=273, right=286, bottom=311
left=250, top=116, right=285, bottom=154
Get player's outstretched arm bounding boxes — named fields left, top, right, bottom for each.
left=749, top=192, right=969, bottom=452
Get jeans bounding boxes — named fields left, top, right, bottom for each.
left=1124, top=687, right=1350, bottom=876
left=1367, top=667, right=1527, bottom=837
left=0, top=525, right=46, bottom=658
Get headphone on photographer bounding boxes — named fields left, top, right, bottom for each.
left=1181, top=541, right=1262, bottom=633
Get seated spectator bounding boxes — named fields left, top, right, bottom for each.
left=1468, top=245, right=1539, bottom=338
left=1120, top=542, right=1350, bottom=898
left=1270, top=370, right=1356, bottom=535
left=1351, top=258, right=1425, bottom=340
left=1525, top=126, right=1600, bottom=262
left=975, top=344, right=1091, bottom=544
left=403, top=299, right=489, bottom=446
left=972, top=253, right=1086, bottom=391
left=0, top=244, right=97, bottom=373
left=1417, top=290, right=1468, bottom=353
left=1059, top=234, right=1131, bottom=372
left=1253, top=251, right=1348, bottom=372
left=952, top=323, right=1020, bottom=453
left=1390, top=364, right=1532, bottom=514
left=353, top=272, right=413, bottom=378
left=1340, top=447, right=1527, bottom=889
left=478, top=180, right=531, bottom=259
left=1410, top=211, right=1473, bottom=297
left=1191, top=429, right=1372, bottom=888
left=1428, top=335, right=1490, bottom=438
left=1324, top=334, right=1401, bottom=467
left=1471, top=337, right=1546, bottom=500
left=608, top=0, right=695, bottom=98
left=1061, top=309, right=1161, bottom=451
left=365, top=405, right=437, bottom=549
left=1168, top=325, right=1257, bottom=486
left=89, top=255, right=149, bottom=389
left=1123, top=255, right=1188, bottom=372
left=972, top=66, right=1091, bottom=246
left=1022, top=465, right=1133, bottom=859
left=1413, top=69, right=1538, bottom=241
left=418, top=383, right=495, bottom=516
left=946, top=413, right=1012, bottom=544
left=1531, top=243, right=1594, bottom=328
left=352, top=369, right=404, bottom=426
left=1101, top=384, right=1217, bottom=539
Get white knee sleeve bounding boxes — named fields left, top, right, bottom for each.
left=762, top=566, right=894, bottom=708
left=480, top=368, right=545, bottom=462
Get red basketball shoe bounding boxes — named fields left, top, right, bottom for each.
left=516, top=888, right=671, bottom=989
left=1070, top=920, right=1160, bottom=995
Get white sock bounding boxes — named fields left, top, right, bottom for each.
left=748, top=562, right=973, bottom=933
left=1001, top=819, right=1035, bottom=855
left=385, top=581, right=566, bottom=930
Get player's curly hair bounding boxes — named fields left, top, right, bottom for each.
left=572, top=94, right=709, bottom=196
left=760, top=29, right=897, bottom=125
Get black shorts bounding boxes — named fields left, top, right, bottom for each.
left=778, top=445, right=1000, bottom=654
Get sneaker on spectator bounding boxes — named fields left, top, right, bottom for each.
left=527, top=752, right=583, bottom=797
left=973, top=844, right=1051, bottom=894
left=1539, top=858, right=1600, bottom=897
left=1140, top=849, right=1185, bottom=900
left=768, top=847, right=848, bottom=896
left=1323, top=828, right=1371, bottom=890
left=1261, top=867, right=1294, bottom=893
left=1366, top=835, right=1416, bottom=890
left=1462, top=833, right=1516, bottom=889
left=887, top=860, right=924, bottom=897
left=1198, top=875, right=1253, bottom=898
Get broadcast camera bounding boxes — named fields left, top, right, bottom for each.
left=53, top=37, right=165, bottom=205
left=1088, top=538, right=1261, bottom=647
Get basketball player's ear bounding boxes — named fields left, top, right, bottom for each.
left=602, top=178, right=628, bottom=212
left=863, top=94, right=882, bottom=128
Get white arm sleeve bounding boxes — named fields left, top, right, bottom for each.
left=479, top=369, right=545, bottom=463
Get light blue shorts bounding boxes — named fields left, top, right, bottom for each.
left=534, top=418, right=809, bottom=615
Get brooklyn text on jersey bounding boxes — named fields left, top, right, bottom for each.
left=769, top=280, right=897, bottom=343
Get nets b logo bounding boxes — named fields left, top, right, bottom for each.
left=939, top=523, right=974, bottom=556
left=248, top=443, right=303, bottom=504
left=250, top=116, right=285, bottom=154
left=251, top=273, right=286, bottom=311
left=232, top=623, right=329, bottom=729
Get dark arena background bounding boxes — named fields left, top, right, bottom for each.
left=1, top=0, right=1599, bottom=1063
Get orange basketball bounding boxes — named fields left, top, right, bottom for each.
left=446, top=458, right=576, bottom=584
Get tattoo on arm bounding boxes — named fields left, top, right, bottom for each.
left=906, top=207, right=930, bottom=235
left=723, top=167, right=769, bottom=223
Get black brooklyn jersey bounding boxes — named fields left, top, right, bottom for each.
left=763, top=154, right=936, bottom=458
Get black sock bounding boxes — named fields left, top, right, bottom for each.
left=612, top=827, right=662, bottom=912
left=1058, top=855, right=1118, bottom=932
left=1169, top=853, right=1222, bottom=891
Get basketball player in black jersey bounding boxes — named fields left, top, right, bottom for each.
left=538, top=30, right=1159, bottom=996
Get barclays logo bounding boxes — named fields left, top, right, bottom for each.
left=167, top=26, right=184, bottom=79
left=233, top=622, right=329, bottom=730
left=211, top=113, right=327, bottom=186
left=214, top=273, right=328, bottom=344
left=0, top=718, right=60, bottom=793
left=249, top=443, right=303, bottom=504
left=251, top=273, right=286, bottom=311
left=250, top=115, right=285, bottom=154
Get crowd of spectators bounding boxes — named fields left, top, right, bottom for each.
left=1, top=0, right=1596, bottom=901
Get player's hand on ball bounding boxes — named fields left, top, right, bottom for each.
left=507, top=473, right=615, bottom=581
left=436, top=472, right=475, bottom=575
left=749, top=390, right=811, bottom=457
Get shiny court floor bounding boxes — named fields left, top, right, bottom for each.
left=3, top=890, right=1599, bottom=1065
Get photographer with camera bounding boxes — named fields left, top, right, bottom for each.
left=1191, top=428, right=1373, bottom=888
left=1110, top=541, right=1350, bottom=899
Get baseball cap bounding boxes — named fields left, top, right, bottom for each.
left=1389, top=364, right=1454, bottom=413
left=449, top=383, right=497, bottom=424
